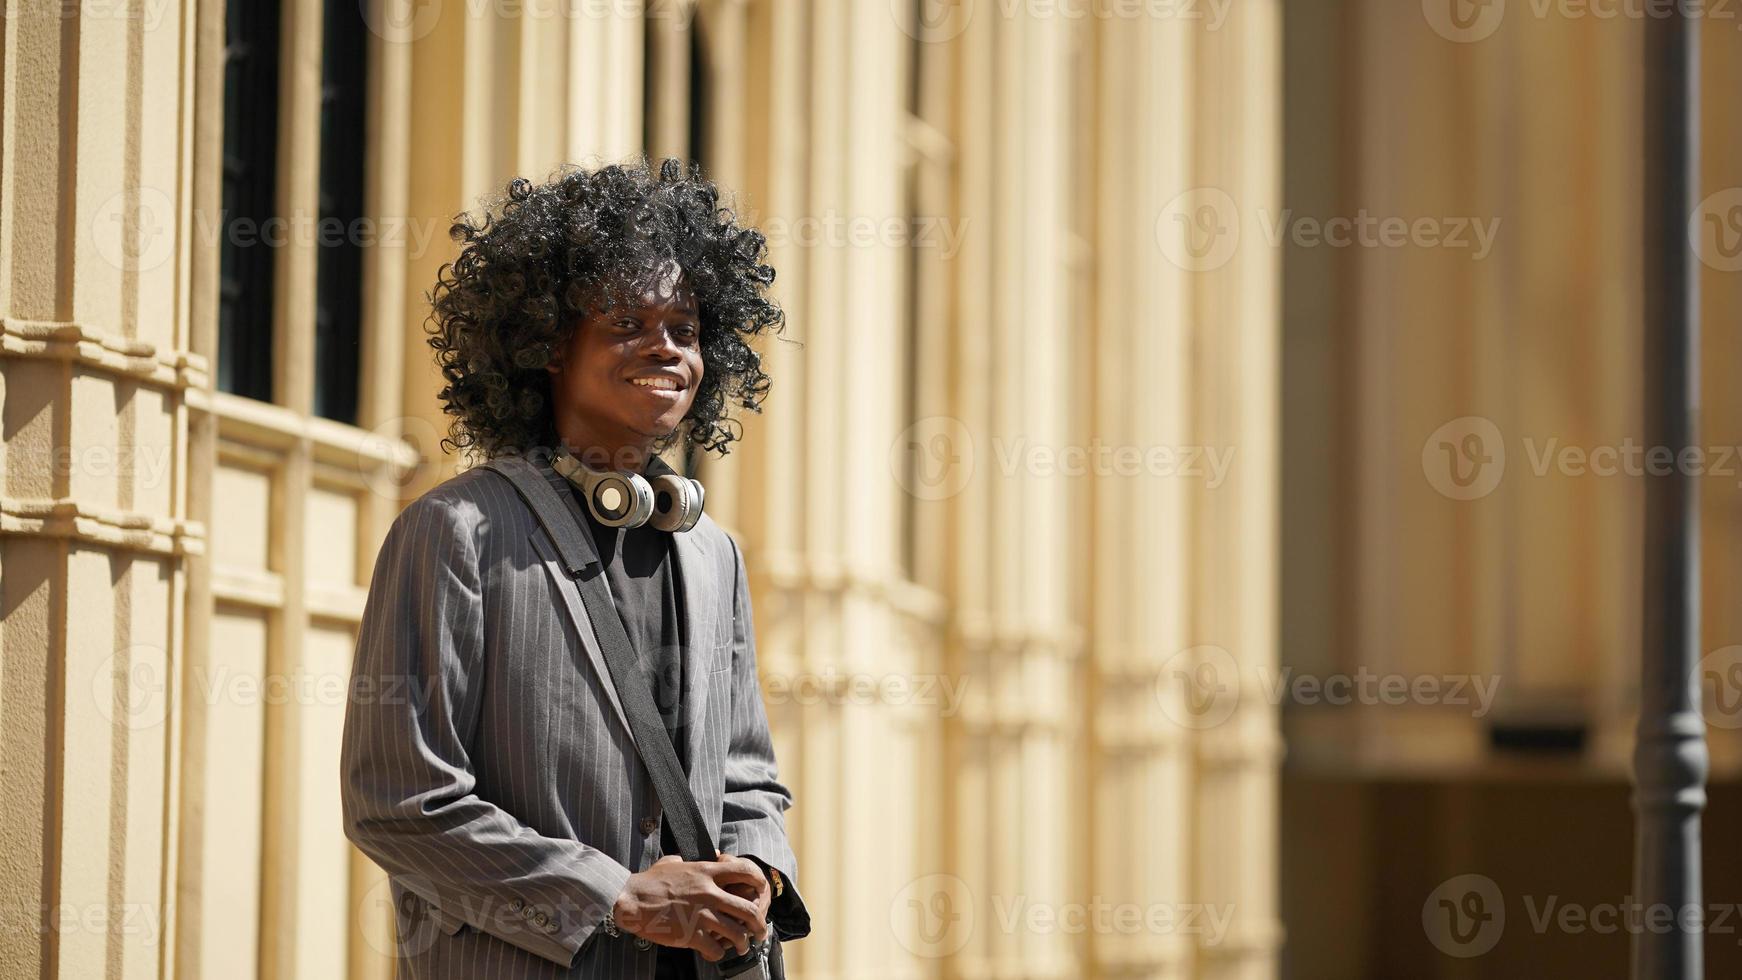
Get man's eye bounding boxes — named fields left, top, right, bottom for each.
left=615, top=318, right=640, bottom=331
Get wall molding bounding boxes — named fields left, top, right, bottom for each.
left=0, top=317, right=211, bottom=390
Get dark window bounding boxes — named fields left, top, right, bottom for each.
left=218, top=0, right=282, bottom=401
left=686, top=21, right=710, bottom=171
left=313, top=0, right=369, bottom=424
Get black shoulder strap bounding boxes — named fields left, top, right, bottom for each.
left=479, top=454, right=720, bottom=864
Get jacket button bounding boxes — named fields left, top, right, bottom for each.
left=508, top=898, right=524, bottom=913
left=534, top=911, right=549, bottom=928
left=639, top=816, right=659, bottom=836
left=635, top=937, right=653, bottom=950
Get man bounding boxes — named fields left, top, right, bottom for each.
left=340, top=159, right=809, bottom=979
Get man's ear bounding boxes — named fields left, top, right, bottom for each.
left=546, top=319, right=581, bottom=373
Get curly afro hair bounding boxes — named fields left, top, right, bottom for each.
left=427, top=157, right=784, bottom=461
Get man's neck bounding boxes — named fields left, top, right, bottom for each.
left=555, top=427, right=655, bottom=474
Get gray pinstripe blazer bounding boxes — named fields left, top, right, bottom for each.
left=340, top=452, right=809, bottom=978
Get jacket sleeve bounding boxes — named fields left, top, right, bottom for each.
left=715, top=534, right=812, bottom=942
left=340, top=494, right=633, bottom=967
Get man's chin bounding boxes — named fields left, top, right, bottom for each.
left=628, top=417, right=685, bottom=444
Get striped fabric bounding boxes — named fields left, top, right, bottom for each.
left=340, top=453, right=809, bottom=978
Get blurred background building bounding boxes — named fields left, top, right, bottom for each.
left=0, top=1, right=1737, bottom=979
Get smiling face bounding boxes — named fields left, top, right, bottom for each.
left=546, top=261, right=703, bottom=469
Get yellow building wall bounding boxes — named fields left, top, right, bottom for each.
left=0, top=2, right=1282, bottom=979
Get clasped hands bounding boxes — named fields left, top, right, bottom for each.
left=611, top=850, right=772, bottom=962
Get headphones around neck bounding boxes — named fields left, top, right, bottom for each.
left=550, top=448, right=706, bottom=533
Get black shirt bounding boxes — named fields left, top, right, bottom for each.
left=569, top=483, right=698, bottom=980
left=569, top=483, right=690, bottom=808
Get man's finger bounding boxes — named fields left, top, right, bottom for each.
left=690, top=931, right=727, bottom=962
left=710, top=863, right=767, bottom=891
left=696, top=910, right=752, bottom=956
left=705, top=887, right=769, bottom=941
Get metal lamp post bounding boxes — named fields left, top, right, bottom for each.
left=1634, top=7, right=1709, bottom=979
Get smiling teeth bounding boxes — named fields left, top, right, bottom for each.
left=631, top=378, right=680, bottom=390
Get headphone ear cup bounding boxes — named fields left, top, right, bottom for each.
left=588, top=471, right=656, bottom=528
left=647, top=473, right=705, bottom=532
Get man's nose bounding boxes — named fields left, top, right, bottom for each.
left=639, top=325, right=683, bottom=359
